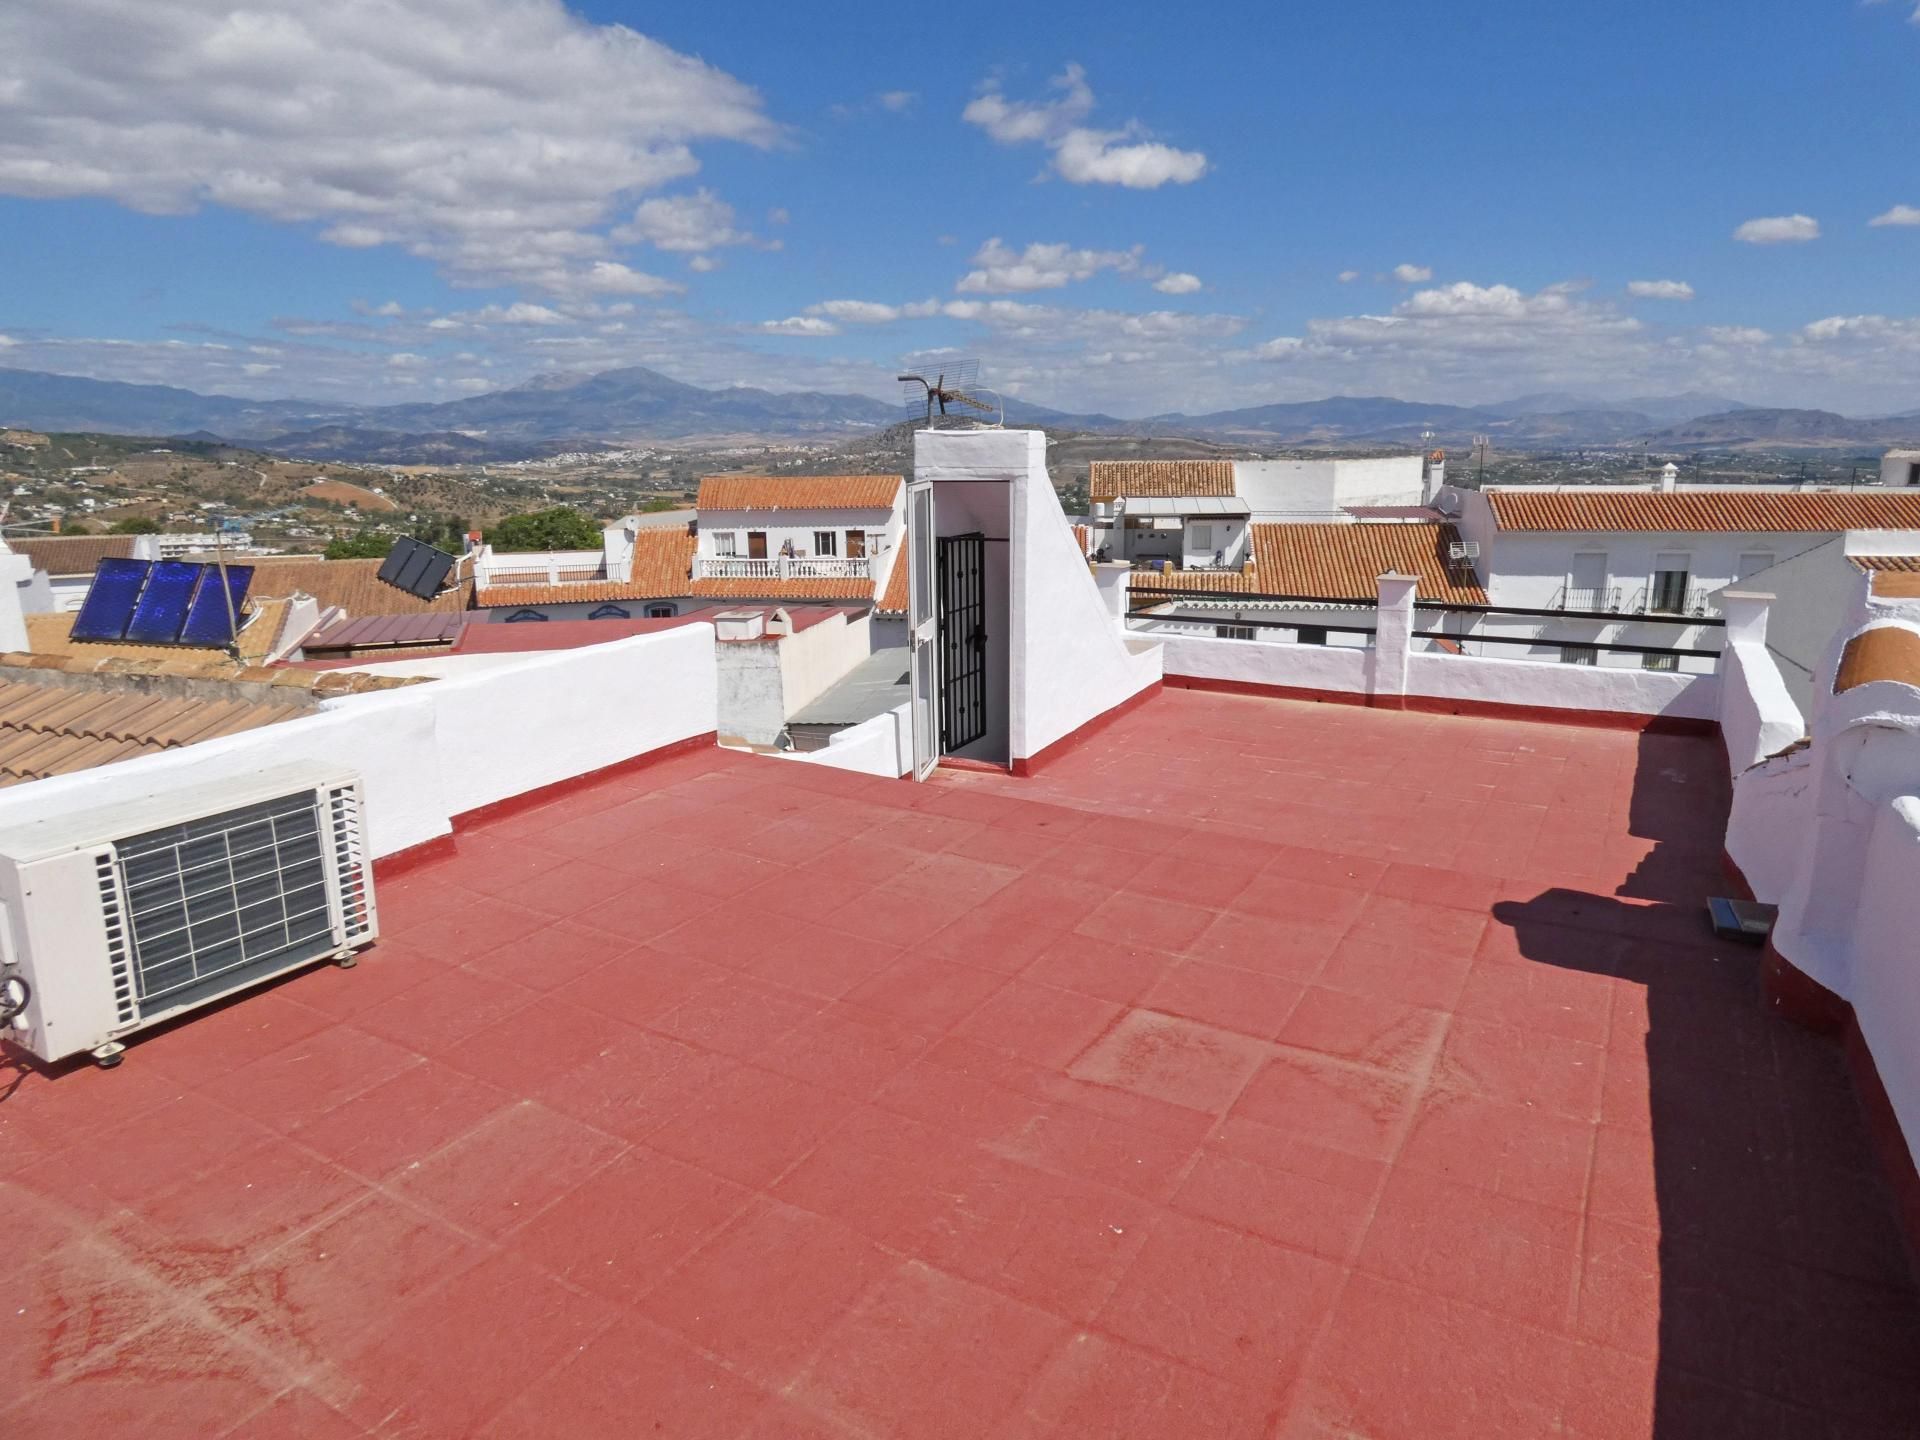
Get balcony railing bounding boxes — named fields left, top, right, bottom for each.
left=1552, top=582, right=1720, bottom=619
left=697, top=556, right=872, bottom=581
left=1550, top=584, right=1622, bottom=613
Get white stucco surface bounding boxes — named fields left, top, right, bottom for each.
left=1715, top=593, right=1805, bottom=775
left=783, top=700, right=913, bottom=779
left=942, top=428, right=1162, bottom=764
left=0, top=626, right=720, bottom=860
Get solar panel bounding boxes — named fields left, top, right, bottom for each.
left=70, top=558, right=154, bottom=642
left=124, top=561, right=204, bottom=644
left=178, top=564, right=255, bottom=648
left=376, top=537, right=456, bottom=601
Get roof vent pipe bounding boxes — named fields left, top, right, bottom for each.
left=1660, top=462, right=1679, bottom=493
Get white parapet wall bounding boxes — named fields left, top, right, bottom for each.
left=0, top=625, right=720, bottom=860
left=781, top=699, right=913, bottom=779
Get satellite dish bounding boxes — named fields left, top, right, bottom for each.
left=376, top=536, right=458, bottom=601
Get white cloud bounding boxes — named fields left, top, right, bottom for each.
left=0, top=334, right=19, bottom=348
left=461, top=302, right=565, bottom=326
left=0, top=1, right=775, bottom=294
left=688, top=254, right=721, bottom=273
left=1705, top=326, right=1770, bottom=345
left=962, top=64, right=1208, bottom=189
left=767, top=207, right=790, bottom=227
left=957, top=238, right=1142, bottom=293
left=1255, top=337, right=1305, bottom=359
left=876, top=90, right=917, bottom=112
left=1337, top=270, right=1361, bottom=283
left=387, top=351, right=425, bottom=368
left=808, top=299, right=937, bottom=325
left=565, top=261, right=682, bottom=297
left=1153, top=272, right=1203, bottom=295
left=614, top=188, right=751, bottom=252
left=1627, top=279, right=1694, bottom=300
left=1734, top=214, right=1821, bottom=245
left=1392, top=263, right=1433, bottom=283
left=1870, top=204, right=1920, bottom=228
left=757, top=316, right=837, bottom=336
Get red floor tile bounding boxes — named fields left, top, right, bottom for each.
left=794, top=1261, right=1068, bottom=1440
left=639, top=1198, right=895, bottom=1384
left=999, top=1331, right=1278, bottom=1440
left=1356, top=1168, right=1582, bottom=1331
left=1097, top=1211, right=1344, bottom=1389
left=1067, top=1008, right=1271, bottom=1114
left=9, top=694, right=1920, bottom=1440
left=1274, top=985, right=1447, bottom=1076
left=390, top=1098, right=626, bottom=1238
left=1230, top=1049, right=1419, bottom=1160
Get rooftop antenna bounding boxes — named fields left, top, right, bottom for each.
left=898, top=359, right=995, bottom=428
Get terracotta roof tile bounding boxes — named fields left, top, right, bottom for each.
left=1129, top=522, right=1486, bottom=604
left=697, top=474, right=903, bottom=511
left=0, top=649, right=426, bottom=696
left=1090, top=461, right=1236, bottom=503
left=875, top=543, right=910, bottom=616
left=8, top=536, right=139, bottom=576
left=1835, top=625, right=1920, bottom=693
left=183, top=555, right=474, bottom=616
left=475, top=529, right=693, bottom=608
left=1488, top=489, right=1920, bottom=533
left=0, top=671, right=317, bottom=786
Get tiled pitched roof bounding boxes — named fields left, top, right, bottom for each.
left=1129, top=522, right=1487, bottom=604
left=304, top=613, right=466, bottom=652
left=875, top=543, right=910, bottom=616
left=10, top=536, right=138, bottom=576
left=474, top=530, right=693, bottom=608
left=174, top=555, right=476, bottom=616
left=1089, top=460, right=1236, bottom=503
left=25, top=598, right=294, bottom=665
left=697, top=474, right=903, bottom=511
left=1853, top=554, right=1920, bottom=574
left=1835, top=625, right=1920, bottom=694
left=689, top=576, right=874, bottom=601
left=1487, top=488, right=1920, bottom=533
left=0, top=677, right=303, bottom=785
left=0, top=650, right=427, bottom=696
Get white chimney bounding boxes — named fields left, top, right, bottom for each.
left=1660, top=462, right=1679, bottom=493
left=0, top=542, right=31, bottom=653
left=765, top=606, right=794, bottom=637
left=712, top=609, right=766, bottom=641
left=1423, top=450, right=1446, bottom=503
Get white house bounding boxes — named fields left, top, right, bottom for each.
left=1880, top=448, right=1920, bottom=489
left=692, top=473, right=904, bottom=588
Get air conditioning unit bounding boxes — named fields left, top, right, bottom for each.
left=0, top=762, right=375, bottom=1066
left=1449, top=540, right=1481, bottom=561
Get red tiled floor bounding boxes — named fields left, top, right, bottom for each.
left=7, top=690, right=1920, bottom=1439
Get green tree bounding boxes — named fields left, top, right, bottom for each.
left=60, top=521, right=92, bottom=536
left=485, top=506, right=602, bottom=552
left=325, top=530, right=395, bottom=560
left=109, top=516, right=162, bottom=534
left=639, top=496, right=677, bottom=513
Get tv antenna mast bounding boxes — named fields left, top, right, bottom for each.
left=899, top=360, right=998, bottom=428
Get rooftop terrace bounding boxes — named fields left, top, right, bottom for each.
left=3, top=689, right=1917, bottom=1438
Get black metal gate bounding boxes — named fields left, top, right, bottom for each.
left=937, top=532, right=987, bottom=751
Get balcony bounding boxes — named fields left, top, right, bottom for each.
left=696, top=555, right=872, bottom=581
left=1549, top=584, right=1622, bottom=613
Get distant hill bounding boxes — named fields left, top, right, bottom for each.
left=2, top=363, right=1910, bottom=458
left=1647, top=408, right=1920, bottom=449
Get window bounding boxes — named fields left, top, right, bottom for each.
left=1215, top=623, right=1255, bottom=641
left=645, top=603, right=675, bottom=619
left=1567, top=552, right=1608, bottom=610
left=711, top=531, right=737, bottom=557
left=1295, top=625, right=1328, bottom=646
left=1650, top=552, right=1690, bottom=614
left=747, top=531, right=768, bottom=560
left=1642, top=651, right=1679, bottom=673
left=587, top=603, right=629, bottom=620
left=846, top=529, right=867, bottom=559
left=813, top=530, right=838, bottom=557
left=504, top=609, right=548, bottom=623
left=1560, top=643, right=1598, bottom=666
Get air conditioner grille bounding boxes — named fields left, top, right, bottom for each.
left=115, top=791, right=340, bottom=1012
left=94, top=853, right=137, bottom=1026
left=326, top=784, right=375, bottom=946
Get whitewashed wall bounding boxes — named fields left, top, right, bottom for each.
left=1716, top=593, right=1806, bottom=775
left=1850, top=796, right=1920, bottom=1163
left=696, top=505, right=902, bottom=565
left=0, top=626, right=720, bottom=860
left=783, top=700, right=912, bottom=779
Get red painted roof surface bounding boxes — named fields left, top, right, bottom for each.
left=4, top=691, right=1918, bottom=1436
left=305, top=613, right=467, bottom=651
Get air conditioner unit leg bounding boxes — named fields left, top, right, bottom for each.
left=335, top=948, right=358, bottom=970
left=91, top=1041, right=125, bottom=1069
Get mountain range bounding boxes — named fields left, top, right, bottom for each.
left=2, top=364, right=1915, bottom=460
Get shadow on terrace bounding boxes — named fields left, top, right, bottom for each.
left=1493, top=730, right=1920, bottom=1436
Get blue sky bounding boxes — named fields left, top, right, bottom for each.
left=1, top=0, right=1917, bottom=415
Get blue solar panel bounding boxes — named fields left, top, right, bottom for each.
left=124, top=561, right=204, bottom=644
left=178, top=564, right=255, bottom=648
left=70, top=558, right=153, bottom=642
